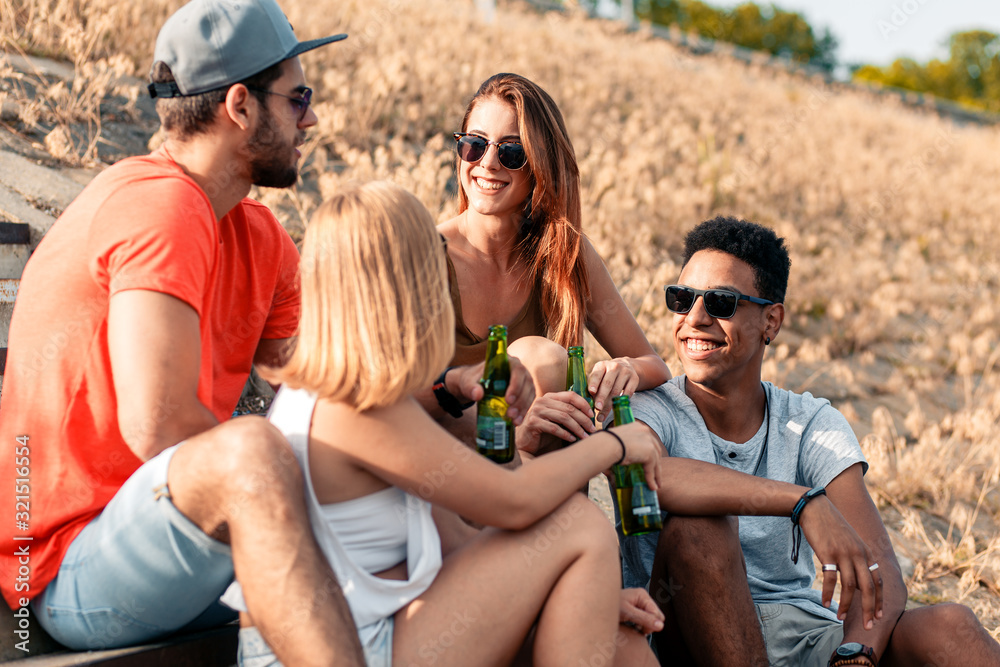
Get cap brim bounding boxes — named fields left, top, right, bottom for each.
left=288, top=33, right=348, bottom=58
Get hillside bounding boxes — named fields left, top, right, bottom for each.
left=3, top=0, right=1000, bottom=632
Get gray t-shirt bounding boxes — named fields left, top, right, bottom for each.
left=620, top=376, right=867, bottom=620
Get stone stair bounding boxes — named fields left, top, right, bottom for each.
left=0, top=148, right=87, bottom=392
left=0, top=221, right=30, bottom=377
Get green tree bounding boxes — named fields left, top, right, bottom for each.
left=853, top=30, right=999, bottom=113
left=631, top=1, right=837, bottom=73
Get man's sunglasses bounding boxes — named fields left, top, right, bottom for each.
left=664, top=285, right=775, bottom=319
left=246, top=86, right=313, bottom=122
left=453, top=133, right=527, bottom=171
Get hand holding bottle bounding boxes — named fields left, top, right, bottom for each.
left=443, top=356, right=535, bottom=425
left=588, top=357, right=640, bottom=422
left=517, top=391, right=596, bottom=455
left=605, top=421, right=662, bottom=492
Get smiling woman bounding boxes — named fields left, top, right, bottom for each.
left=429, top=73, right=672, bottom=456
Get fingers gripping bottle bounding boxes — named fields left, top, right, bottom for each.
left=566, top=346, right=595, bottom=417
left=476, top=325, right=515, bottom=463
left=611, top=395, right=663, bottom=536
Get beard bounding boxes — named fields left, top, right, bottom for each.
left=246, top=106, right=301, bottom=189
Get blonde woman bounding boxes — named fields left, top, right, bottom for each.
left=221, top=181, right=663, bottom=666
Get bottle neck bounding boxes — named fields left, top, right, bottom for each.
left=612, top=403, right=634, bottom=426
left=567, top=356, right=587, bottom=392
left=486, top=337, right=507, bottom=359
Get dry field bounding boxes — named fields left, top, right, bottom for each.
left=4, top=0, right=1000, bottom=633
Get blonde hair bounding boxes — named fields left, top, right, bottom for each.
left=273, top=181, right=455, bottom=409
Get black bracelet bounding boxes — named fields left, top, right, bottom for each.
left=432, top=367, right=475, bottom=418
left=790, top=486, right=826, bottom=564
left=604, top=429, right=627, bottom=467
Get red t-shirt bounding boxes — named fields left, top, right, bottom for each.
left=0, top=147, right=300, bottom=607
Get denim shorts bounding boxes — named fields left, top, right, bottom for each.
left=31, top=444, right=237, bottom=650
left=756, top=602, right=844, bottom=667
left=238, top=618, right=393, bottom=667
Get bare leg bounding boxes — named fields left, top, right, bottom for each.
left=613, top=627, right=659, bottom=667
left=392, top=494, right=629, bottom=666
left=650, top=515, right=768, bottom=667
left=167, top=417, right=364, bottom=667
left=881, top=603, right=1000, bottom=667
left=514, top=625, right=658, bottom=667
left=508, top=335, right=569, bottom=398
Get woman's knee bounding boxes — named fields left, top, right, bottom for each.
left=508, top=336, right=567, bottom=394
left=543, top=494, right=618, bottom=558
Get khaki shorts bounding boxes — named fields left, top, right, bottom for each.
left=755, top=603, right=845, bottom=667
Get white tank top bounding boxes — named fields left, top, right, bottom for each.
left=221, top=387, right=442, bottom=636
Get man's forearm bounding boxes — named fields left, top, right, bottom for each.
left=657, top=456, right=806, bottom=516
left=840, top=557, right=907, bottom=659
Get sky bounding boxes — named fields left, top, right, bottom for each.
left=598, top=0, right=1000, bottom=67
left=718, top=0, right=1000, bottom=67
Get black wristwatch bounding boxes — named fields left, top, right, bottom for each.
left=432, top=368, right=475, bottom=418
left=829, top=642, right=878, bottom=666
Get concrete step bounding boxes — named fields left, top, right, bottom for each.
left=1, top=221, right=31, bottom=278
left=1, top=277, right=16, bottom=376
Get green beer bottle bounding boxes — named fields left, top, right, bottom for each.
left=476, top=325, right=515, bottom=463
left=611, top=395, right=663, bottom=536
left=566, top=346, right=595, bottom=416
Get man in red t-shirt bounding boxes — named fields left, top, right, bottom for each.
left=0, top=1, right=363, bottom=663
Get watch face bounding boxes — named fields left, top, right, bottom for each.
left=836, top=643, right=864, bottom=656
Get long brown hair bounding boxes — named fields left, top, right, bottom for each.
left=458, top=73, right=590, bottom=348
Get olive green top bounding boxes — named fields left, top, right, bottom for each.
left=446, top=253, right=546, bottom=368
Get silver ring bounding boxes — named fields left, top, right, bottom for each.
left=869, top=562, right=879, bottom=572
left=822, top=564, right=837, bottom=572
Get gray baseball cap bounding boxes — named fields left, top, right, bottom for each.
left=149, top=0, right=347, bottom=98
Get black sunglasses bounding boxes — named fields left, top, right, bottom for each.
left=246, top=86, right=313, bottom=122
left=664, top=285, right=775, bottom=319
left=453, top=132, right=527, bottom=171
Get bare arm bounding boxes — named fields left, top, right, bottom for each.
left=413, top=359, right=535, bottom=425
left=634, top=421, right=881, bottom=626
left=335, top=398, right=661, bottom=530
left=581, top=238, right=671, bottom=420
left=253, top=337, right=294, bottom=371
left=108, top=290, right=218, bottom=461
left=825, top=464, right=900, bottom=657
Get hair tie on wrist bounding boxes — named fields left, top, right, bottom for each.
left=605, top=429, right=627, bottom=467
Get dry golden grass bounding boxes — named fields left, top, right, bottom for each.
left=4, top=0, right=1000, bottom=631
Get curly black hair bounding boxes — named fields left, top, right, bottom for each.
left=682, top=216, right=790, bottom=304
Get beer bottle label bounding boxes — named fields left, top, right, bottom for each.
left=476, top=415, right=509, bottom=450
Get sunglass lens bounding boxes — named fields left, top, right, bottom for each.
left=457, top=135, right=487, bottom=163
left=666, top=287, right=694, bottom=313
left=498, top=144, right=526, bottom=170
left=703, top=290, right=738, bottom=318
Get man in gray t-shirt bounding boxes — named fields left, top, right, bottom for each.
left=622, top=216, right=1000, bottom=667
left=625, top=377, right=866, bottom=623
